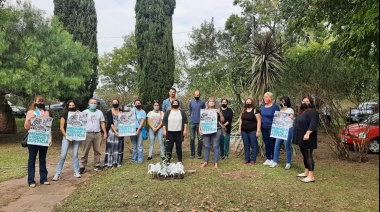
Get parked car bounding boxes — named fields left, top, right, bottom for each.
left=340, top=113, right=379, bottom=153
left=346, top=101, right=378, bottom=123
left=8, top=101, right=27, bottom=118
left=46, top=103, right=64, bottom=119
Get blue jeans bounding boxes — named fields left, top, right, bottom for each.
left=190, top=123, right=203, bottom=156
left=203, top=129, right=222, bottom=163
left=261, top=127, right=276, bottom=160
left=241, top=131, right=258, bottom=163
left=273, top=128, right=293, bottom=164
left=56, top=137, right=80, bottom=174
left=148, top=127, right=164, bottom=157
left=219, top=134, right=231, bottom=157
left=28, top=144, right=48, bottom=185
left=131, top=130, right=143, bottom=163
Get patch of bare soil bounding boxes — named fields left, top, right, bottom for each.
left=220, top=170, right=263, bottom=179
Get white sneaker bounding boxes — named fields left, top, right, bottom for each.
left=263, top=159, right=271, bottom=166
left=52, top=174, right=60, bottom=181
left=285, top=163, right=291, bottom=170
left=74, top=173, right=81, bottom=178
left=269, top=162, right=278, bottom=168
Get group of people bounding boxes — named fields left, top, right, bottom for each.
left=24, top=89, right=318, bottom=187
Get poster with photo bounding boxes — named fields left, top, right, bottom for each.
left=270, top=111, right=294, bottom=140
left=118, top=112, right=136, bottom=136
left=66, top=112, right=88, bottom=140
left=200, top=109, right=217, bottom=134
left=27, top=116, right=54, bottom=146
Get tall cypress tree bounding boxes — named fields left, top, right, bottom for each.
left=53, top=0, right=98, bottom=109
left=135, top=0, right=176, bottom=109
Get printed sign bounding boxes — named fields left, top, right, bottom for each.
left=66, top=112, right=88, bottom=140
left=118, top=112, right=136, bottom=136
left=200, top=109, right=217, bottom=134
left=270, top=111, right=294, bottom=140
left=28, top=116, right=54, bottom=146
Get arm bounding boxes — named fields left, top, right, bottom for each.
left=59, top=117, right=66, bottom=137
left=304, top=110, right=319, bottom=140
left=255, top=113, right=262, bottom=137
left=101, top=121, right=107, bottom=139
left=182, top=110, right=188, bottom=137
left=24, top=110, right=35, bottom=130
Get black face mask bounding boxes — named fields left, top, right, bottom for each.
left=112, top=104, right=119, bottom=108
left=171, top=104, right=179, bottom=109
left=245, top=104, right=252, bottom=108
left=194, top=97, right=200, bottom=101
left=35, top=103, right=45, bottom=109
left=68, top=108, right=76, bottom=112
left=135, top=105, right=142, bottom=110
left=221, top=104, right=227, bottom=108
left=301, top=103, right=309, bottom=109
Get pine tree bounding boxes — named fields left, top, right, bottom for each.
left=135, top=0, right=176, bottom=109
left=53, top=0, right=98, bottom=109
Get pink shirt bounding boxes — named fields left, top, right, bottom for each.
left=24, top=109, right=50, bottom=129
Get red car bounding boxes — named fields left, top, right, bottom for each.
left=340, top=113, right=379, bottom=153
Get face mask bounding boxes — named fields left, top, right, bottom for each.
left=221, top=104, right=227, bottom=108
left=112, top=104, right=119, bottom=108
left=264, top=99, right=271, bottom=104
left=301, top=103, right=309, bottom=109
left=135, top=105, right=142, bottom=110
left=280, top=103, right=287, bottom=108
left=208, top=102, right=215, bottom=107
left=171, top=104, right=179, bottom=109
left=35, top=103, right=45, bottom=109
left=89, top=104, right=97, bottom=110
left=194, top=97, right=200, bottom=101
left=154, top=106, right=160, bottom=111
left=68, top=108, right=76, bottom=112
left=245, top=104, right=252, bottom=108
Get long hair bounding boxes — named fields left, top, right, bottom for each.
left=28, top=95, right=46, bottom=111
left=241, top=98, right=255, bottom=114
left=63, top=100, right=77, bottom=114
left=298, top=95, right=315, bottom=115
left=280, top=96, right=292, bottom=108
left=206, top=96, right=218, bottom=109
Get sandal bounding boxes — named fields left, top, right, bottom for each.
left=214, top=163, right=219, bottom=169
left=300, top=177, right=315, bottom=183
left=201, top=162, right=208, bottom=167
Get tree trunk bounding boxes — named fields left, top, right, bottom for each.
left=0, top=94, right=17, bottom=134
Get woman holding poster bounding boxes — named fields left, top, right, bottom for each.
left=24, top=95, right=52, bottom=188
left=199, top=97, right=224, bottom=168
left=238, top=98, right=261, bottom=165
left=104, top=99, right=124, bottom=168
left=53, top=100, right=82, bottom=181
left=147, top=100, right=165, bottom=161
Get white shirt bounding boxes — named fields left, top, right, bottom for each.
left=167, top=110, right=182, bottom=131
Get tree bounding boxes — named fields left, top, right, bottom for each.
left=135, top=0, right=176, bottom=110
left=54, top=0, right=98, bottom=109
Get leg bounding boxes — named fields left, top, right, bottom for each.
left=72, top=140, right=80, bottom=173
left=305, top=149, right=315, bottom=179
left=241, top=131, right=250, bottom=163
left=27, top=145, right=39, bottom=185
left=157, top=128, right=165, bottom=157
left=174, top=131, right=183, bottom=162
left=224, top=134, right=231, bottom=157
left=93, top=133, right=103, bottom=167
left=166, top=131, right=175, bottom=162
left=285, top=128, right=294, bottom=164
left=148, top=128, right=155, bottom=157
left=248, top=131, right=258, bottom=163
left=137, top=131, right=144, bottom=163
left=56, top=137, right=70, bottom=175
left=117, top=137, right=124, bottom=166
left=196, top=123, right=203, bottom=157
left=212, top=129, right=221, bottom=163
left=272, top=138, right=283, bottom=163
left=189, top=123, right=196, bottom=156
left=300, top=147, right=310, bottom=175
left=38, top=146, right=49, bottom=184
left=80, top=134, right=93, bottom=168
left=130, top=135, right=138, bottom=162
left=203, top=134, right=211, bottom=163
left=219, top=134, right=225, bottom=158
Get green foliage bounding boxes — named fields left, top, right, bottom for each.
left=135, top=0, right=176, bottom=110
left=54, top=0, right=99, bottom=108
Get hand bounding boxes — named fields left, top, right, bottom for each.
left=238, top=130, right=241, bottom=135
left=303, top=134, right=310, bottom=140
left=136, top=128, right=140, bottom=135
left=49, top=140, right=52, bottom=146
left=163, top=131, right=166, bottom=138
left=256, top=131, right=261, bottom=138
left=103, top=133, right=107, bottom=139
left=115, top=132, right=119, bottom=137
left=183, top=130, right=186, bottom=137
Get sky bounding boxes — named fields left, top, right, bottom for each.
left=24, top=0, right=242, bottom=56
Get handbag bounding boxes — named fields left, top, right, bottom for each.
left=21, top=132, right=29, bottom=147
left=141, top=127, right=148, bottom=140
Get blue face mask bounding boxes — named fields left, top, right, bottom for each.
left=89, top=104, right=97, bottom=110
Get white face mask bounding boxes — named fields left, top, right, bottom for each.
left=208, top=102, right=215, bottom=107
left=154, top=106, right=159, bottom=111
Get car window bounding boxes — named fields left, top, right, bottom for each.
left=363, top=113, right=379, bottom=125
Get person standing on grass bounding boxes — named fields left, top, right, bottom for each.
left=52, top=100, right=82, bottom=181
left=219, top=98, right=233, bottom=159
left=269, top=96, right=294, bottom=169
left=147, top=100, right=165, bottom=161
left=199, top=97, right=224, bottom=169
left=189, top=90, right=206, bottom=159
left=238, top=98, right=261, bottom=165
left=162, top=87, right=182, bottom=112
left=79, top=98, right=107, bottom=174
left=24, top=95, right=52, bottom=187
left=162, top=99, right=188, bottom=163
left=104, top=99, right=125, bottom=168
left=130, top=99, right=146, bottom=163
left=260, top=92, right=280, bottom=166
left=293, top=95, right=319, bottom=183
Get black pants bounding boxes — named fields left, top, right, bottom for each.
left=300, top=147, right=314, bottom=171
left=166, top=131, right=182, bottom=162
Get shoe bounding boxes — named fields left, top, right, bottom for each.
left=29, top=184, right=36, bottom=188
left=221, top=156, right=225, bottom=160
left=263, top=159, right=271, bottom=166
left=297, top=173, right=308, bottom=177
left=79, top=167, right=85, bottom=174
left=117, top=164, right=122, bottom=167
left=161, top=157, right=166, bottom=160
left=43, top=181, right=50, bottom=185
left=74, top=173, right=81, bottom=178
left=52, top=174, right=60, bottom=181
left=225, top=156, right=229, bottom=159
left=201, top=162, right=208, bottom=167
left=197, top=155, right=202, bottom=159
left=94, top=166, right=102, bottom=171
left=190, top=155, right=195, bottom=159
left=249, top=161, right=255, bottom=165
left=285, top=163, right=291, bottom=170
left=214, top=163, right=219, bottom=168
left=242, top=160, right=248, bottom=164
left=269, top=162, right=278, bottom=168
left=301, top=177, right=315, bottom=183
left=147, top=157, right=152, bottom=160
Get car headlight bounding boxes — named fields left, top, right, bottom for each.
left=358, top=132, right=367, bottom=139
